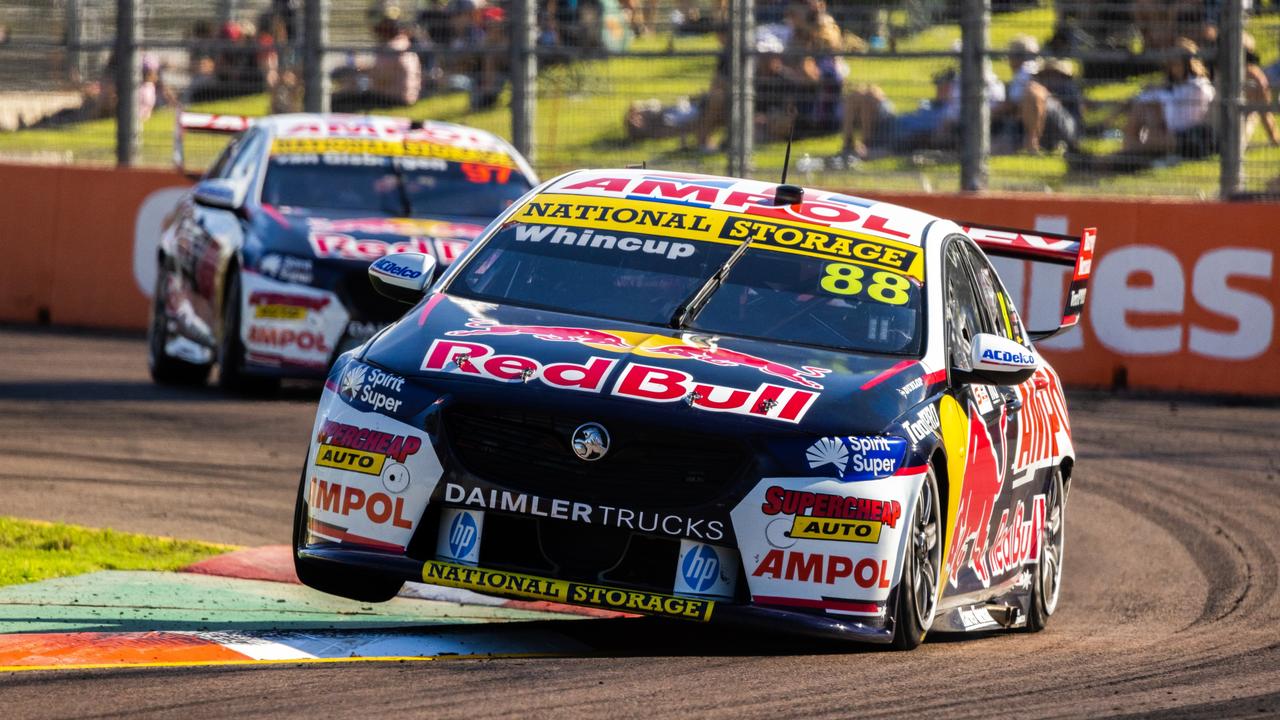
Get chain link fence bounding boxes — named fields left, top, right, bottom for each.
left=1, top=0, right=1277, bottom=198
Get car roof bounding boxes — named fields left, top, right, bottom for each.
left=533, top=169, right=943, bottom=250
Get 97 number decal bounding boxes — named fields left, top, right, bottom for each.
left=820, top=263, right=911, bottom=305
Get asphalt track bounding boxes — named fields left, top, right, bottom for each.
left=1, top=325, right=1279, bottom=719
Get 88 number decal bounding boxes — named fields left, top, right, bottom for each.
left=819, top=263, right=911, bottom=305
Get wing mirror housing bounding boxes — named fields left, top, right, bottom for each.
left=952, top=333, right=1040, bottom=386
left=369, top=252, right=436, bottom=304
left=192, top=178, right=246, bottom=211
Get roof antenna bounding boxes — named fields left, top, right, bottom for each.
left=775, top=105, right=804, bottom=205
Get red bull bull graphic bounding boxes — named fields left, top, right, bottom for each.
left=643, top=343, right=829, bottom=390
left=447, top=320, right=633, bottom=348
left=945, top=407, right=1010, bottom=588
left=445, top=320, right=831, bottom=389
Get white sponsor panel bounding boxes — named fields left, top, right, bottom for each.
left=673, top=541, right=739, bottom=599
left=730, top=473, right=923, bottom=614
left=436, top=508, right=483, bottom=565
left=304, top=388, right=443, bottom=550
left=240, top=271, right=350, bottom=369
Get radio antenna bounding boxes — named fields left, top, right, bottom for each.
left=775, top=106, right=803, bottom=205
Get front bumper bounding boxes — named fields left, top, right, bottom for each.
left=298, top=545, right=896, bottom=643
left=298, top=359, right=927, bottom=642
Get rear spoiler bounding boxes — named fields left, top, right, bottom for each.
left=173, top=110, right=255, bottom=173
left=961, top=223, right=1098, bottom=341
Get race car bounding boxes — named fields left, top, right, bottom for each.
left=292, top=169, right=1095, bottom=648
left=147, top=112, right=538, bottom=392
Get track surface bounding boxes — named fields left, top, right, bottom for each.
left=1, top=326, right=1279, bottom=718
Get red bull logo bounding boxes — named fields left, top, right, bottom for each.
left=420, top=339, right=819, bottom=423
left=945, top=408, right=1009, bottom=587
left=445, top=320, right=830, bottom=389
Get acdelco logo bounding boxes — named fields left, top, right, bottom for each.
left=981, top=348, right=1036, bottom=366
left=373, top=259, right=422, bottom=279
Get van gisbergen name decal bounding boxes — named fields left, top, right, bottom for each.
left=271, top=138, right=515, bottom=167
left=422, top=560, right=715, bottom=620
left=512, top=194, right=923, bottom=279
left=422, top=339, right=818, bottom=423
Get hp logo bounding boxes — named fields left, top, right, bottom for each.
left=448, top=512, right=478, bottom=559
left=681, top=544, right=720, bottom=593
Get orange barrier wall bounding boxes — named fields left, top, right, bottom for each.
left=865, top=191, right=1278, bottom=395
left=0, top=164, right=188, bottom=328
left=0, top=162, right=1275, bottom=395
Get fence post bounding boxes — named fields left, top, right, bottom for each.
left=727, top=0, right=755, bottom=177
left=1219, top=0, right=1245, bottom=199
left=959, top=0, right=990, bottom=192
left=66, top=0, right=84, bottom=83
left=510, top=0, right=537, bottom=163
left=303, top=0, right=330, bottom=113
left=115, top=0, right=140, bottom=166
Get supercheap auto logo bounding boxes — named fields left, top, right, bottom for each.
left=422, top=560, right=714, bottom=621
left=313, top=419, right=422, bottom=476
left=761, top=486, right=902, bottom=545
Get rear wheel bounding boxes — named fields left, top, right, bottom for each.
left=292, top=468, right=404, bottom=603
left=892, top=465, right=942, bottom=650
left=1027, top=467, right=1066, bottom=632
left=217, top=269, right=280, bottom=395
left=147, top=268, right=211, bottom=386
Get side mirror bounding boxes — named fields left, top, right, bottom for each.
left=369, top=252, right=436, bottom=304
left=192, top=178, right=245, bottom=211
left=953, top=333, right=1040, bottom=386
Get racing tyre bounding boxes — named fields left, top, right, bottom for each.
left=892, top=465, right=942, bottom=650
left=217, top=270, right=280, bottom=395
left=292, top=469, right=404, bottom=603
left=147, top=269, right=211, bottom=386
left=1026, top=467, right=1066, bottom=632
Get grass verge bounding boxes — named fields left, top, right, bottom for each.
left=0, top=516, right=234, bottom=588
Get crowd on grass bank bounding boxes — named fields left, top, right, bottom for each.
left=11, top=0, right=1280, bottom=185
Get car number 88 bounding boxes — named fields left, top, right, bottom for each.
left=819, top=263, right=911, bottom=305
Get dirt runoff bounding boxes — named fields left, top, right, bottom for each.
left=1, top=325, right=1279, bottom=719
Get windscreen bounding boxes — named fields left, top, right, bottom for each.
left=449, top=220, right=924, bottom=356
left=261, top=152, right=532, bottom=218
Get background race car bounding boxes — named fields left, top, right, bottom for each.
left=148, top=112, right=538, bottom=392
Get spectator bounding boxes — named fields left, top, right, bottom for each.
left=992, top=36, right=1079, bottom=154
left=1122, top=38, right=1216, bottom=158
left=755, top=0, right=848, bottom=140
left=840, top=66, right=1005, bottom=159
left=331, top=8, right=423, bottom=111
left=1243, top=32, right=1280, bottom=148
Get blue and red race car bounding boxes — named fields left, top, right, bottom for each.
left=148, top=112, right=537, bottom=392
left=292, top=169, right=1096, bottom=648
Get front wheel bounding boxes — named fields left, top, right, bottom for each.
left=217, top=269, right=279, bottom=395
left=147, top=268, right=211, bottom=386
left=292, top=469, right=404, bottom=603
left=892, top=465, right=942, bottom=650
left=1026, top=467, right=1066, bottom=632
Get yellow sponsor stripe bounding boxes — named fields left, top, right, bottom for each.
left=423, top=560, right=714, bottom=621
left=789, top=516, right=882, bottom=544
left=313, top=444, right=387, bottom=476
left=513, top=193, right=923, bottom=279
left=269, top=138, right=515, bottom=167
left=253, top=305, right=307, bottom=320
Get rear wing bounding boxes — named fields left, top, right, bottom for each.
left=961, top=223, right=1098, bottom=341
left=173, top=110, right=254, bottom=173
